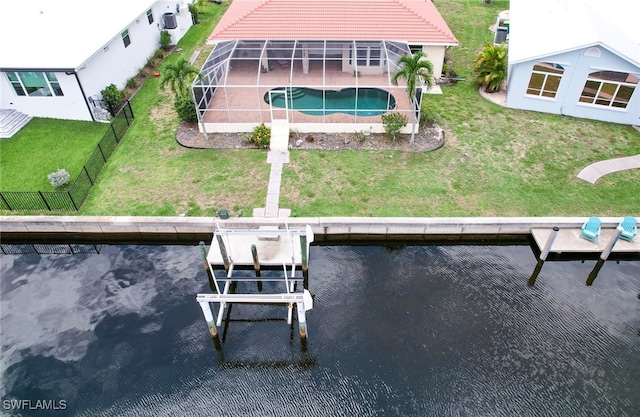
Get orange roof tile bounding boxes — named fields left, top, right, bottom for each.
left=209, top=0, right=458, bottom=45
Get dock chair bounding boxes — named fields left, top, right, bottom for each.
left=618, top=215, right=638, bottom=242
left=580, top=216, right=601, bottom=242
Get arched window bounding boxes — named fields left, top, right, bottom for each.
left=579, top=71, right=638, bottom=109
left=526, top=62, right=564, bottom=98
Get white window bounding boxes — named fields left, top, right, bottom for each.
left=351, top=43, right=383, bottom=68
left=579, top=71, right=638, bottom=109
left=6, top=72, right=64, bottom=97
left=526, top=63, right=564, bottom=98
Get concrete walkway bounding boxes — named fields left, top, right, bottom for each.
left=577, top=154, right=640, bottom=184
left=253, top=121, right=291, bottom=218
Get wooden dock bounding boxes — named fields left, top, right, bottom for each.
left=529, top=226, right=639, bottom=286
left=531, top=227, right=640, bottom=261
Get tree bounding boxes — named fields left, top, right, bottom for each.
left=472, top=42, right=508, bottom=93
left=160, top=57, right=203, bottom=122
left=391, top=51, right=434, bottom=145
left=160, top=57, right=202, bottom=98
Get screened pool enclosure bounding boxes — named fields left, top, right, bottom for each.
left=192, top=40, right=427, bottom=133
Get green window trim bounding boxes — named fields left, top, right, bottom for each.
left=122, top=29, right=131, bottom=48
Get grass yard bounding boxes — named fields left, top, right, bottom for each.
left=2, top=0, right=639, bottom=217
left=0, top=118, right=107, bottom=190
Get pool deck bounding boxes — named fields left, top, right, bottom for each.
left=201, top=60, right=412, bottom=125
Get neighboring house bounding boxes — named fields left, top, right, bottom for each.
left=193, top=0, right=458, bottom=133
left=506, top=0, right=640, bottom=125
left=0, top=0, right=194, bottom=124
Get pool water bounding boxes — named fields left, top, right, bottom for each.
left=265, top=87, right=396, bottom=116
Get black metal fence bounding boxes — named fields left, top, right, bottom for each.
left=1, top=243, right=102, bottom=255
left=0, top=101, right=134, bottom=212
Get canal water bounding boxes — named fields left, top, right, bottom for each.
left=1, top=244, right=639, bottom=416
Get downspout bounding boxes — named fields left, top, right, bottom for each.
left=69, top=70, right=96, bottom=122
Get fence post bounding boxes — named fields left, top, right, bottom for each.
left=38, top=191, right=52, bottom=211
left=122, top=101, right=130, bottom=125
left=83, top=166, right=94, bottom=185
left=0, top=193, right=12, bottom=211
left=97, top=143, right=107, bottom=162
left=111, top=124, right=120, bottom=143
left=68, top=189, right=79, bottom=211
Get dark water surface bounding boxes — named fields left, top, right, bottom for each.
left=1, top=244, right=639, bottom=416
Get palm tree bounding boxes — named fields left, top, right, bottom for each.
left=160, top=57, right=202, bottom=98
left=472, top=42, right=508, bottom=93
left=391, top=51, right=434, bottom=145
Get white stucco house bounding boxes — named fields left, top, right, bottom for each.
left=506, top=0, right=640, bottom=126
left=0, top=0, right=194, bottom=124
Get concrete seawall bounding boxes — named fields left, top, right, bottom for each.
left=0, top=215, right=630, bottom=245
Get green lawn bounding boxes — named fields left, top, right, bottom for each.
left=2, top=0, right=639, bottom=217
left=0, top=118, right=107, bottom=190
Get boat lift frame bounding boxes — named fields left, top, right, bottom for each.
left=197, top=223, right=314, bottom=344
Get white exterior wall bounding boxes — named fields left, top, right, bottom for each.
left=0, top=0, right=193, bottom=122
left=0, top=72, right=91, bottom=121
left=421, top=45, right=446, bottom=79
left=79, top=1, right=194, bottom=107
left=158, top=1, right=194, bottom=45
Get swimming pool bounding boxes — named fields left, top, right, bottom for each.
left=265, top=87, right=396, bottom=116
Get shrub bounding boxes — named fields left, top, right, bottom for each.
left=381, top=112, right=408, bottom=140
left=174, top=95, right=198, bottom=123
left=101, top=84, right=123, bottom=116
left=47, top=169, right=71, bottom=188
left=420, top=112, right=438, bottom=126
left=126, top=77, right=138, bottom=89
left=160, top=30, right=171, bottom=49
left=472, top=42, right=508, bottom=93
left=153, top=48, right=165, bottom=60
left=188, top=3, right=200, bottom=24
left=146, top=55, right=157, bottom=69
left=249, top=123, right=271, bottom=148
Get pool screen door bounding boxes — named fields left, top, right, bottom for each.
left=268, top=89, right=288, bottom=122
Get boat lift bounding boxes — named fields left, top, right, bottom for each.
left=196, top=223, right=314, bottom=345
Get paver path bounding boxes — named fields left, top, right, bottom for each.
left=577, top=154, right=640, bottom=184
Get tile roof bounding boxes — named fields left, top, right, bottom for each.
left=208, top=0, right=458, bottom=45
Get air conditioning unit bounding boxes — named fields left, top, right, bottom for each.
left=163, top=12, right=177, bottom=29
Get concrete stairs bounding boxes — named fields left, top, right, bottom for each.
left=0, top=109, right=32, bottom=138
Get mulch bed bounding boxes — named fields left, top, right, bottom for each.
left=175, top=122, right=445, bottom=152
